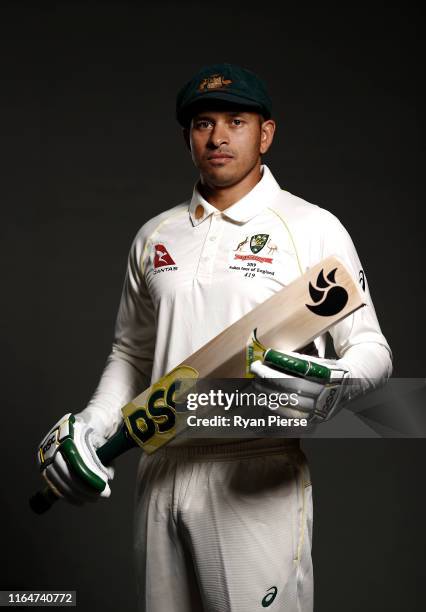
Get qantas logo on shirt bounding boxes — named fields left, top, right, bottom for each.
left=153, top=244, right=178, bottom=274
left=154, top=244, right=175, bottom=267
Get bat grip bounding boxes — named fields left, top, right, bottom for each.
left=29, top=425, right=136, bottom=515
left=264, top=349, right=331, bottom=382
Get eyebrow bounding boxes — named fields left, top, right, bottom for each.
left=193, top=111, right=248, bottom=121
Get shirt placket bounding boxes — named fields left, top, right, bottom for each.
left=195, top=211, right=223, bottom=283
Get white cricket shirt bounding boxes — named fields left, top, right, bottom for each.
left=82, top=165, right=392, bottom=437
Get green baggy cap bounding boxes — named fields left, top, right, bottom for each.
left=176, top=63, right=272, bottom=126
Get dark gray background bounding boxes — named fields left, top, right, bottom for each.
left=1, top=1, right=424, bottom=610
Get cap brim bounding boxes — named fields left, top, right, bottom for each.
left=177, top=93, right=267, bottom=126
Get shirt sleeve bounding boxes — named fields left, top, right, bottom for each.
left=78, top=232, right=157, bottom=439
left=317, top=209, right=393, bottom=386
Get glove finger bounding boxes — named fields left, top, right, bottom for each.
left=275, top=396, right=315, bottom=416
left=106, top=465, right=115, bottom=480
left=270, top=376, right=323, bottom=397
left=73, top=417, right=114, bottom=478
left=251, top=374, right=323, bottom=398
left=273, top=408, right=312, bottom=420
left=42, top=469, right=65, bottom=500
left=250, top=361, right=291, bottom=379
left=76, top=427, right=114, bottom=482
left=56, top=451, right=105, bottom=499
left=44, top=464, right=86, bottom=506
left=48, top=460, right=94, bottom=505
left=65, top=440, right=112, bottom=498
left=54, top=453, right=104, bottom=502
left=250, top=379, right=287, bottom=397
left=249, top=381, right=315, bottom=416
left=68, top=429, right=112, bottom=498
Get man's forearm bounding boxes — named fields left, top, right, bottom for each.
left=337, top=341, right=393, bottom=403
left=79, top=346, right=152, bottom=439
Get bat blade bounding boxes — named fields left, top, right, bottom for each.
left=122, top=255, right=365, bottom=453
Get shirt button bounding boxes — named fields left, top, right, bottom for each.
left=209, top=236, right=217, bottom=242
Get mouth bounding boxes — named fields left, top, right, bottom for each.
left=207, top=154, right=234, bottom=165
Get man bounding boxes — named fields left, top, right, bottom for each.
left=37, top=63, right=392, bottom=611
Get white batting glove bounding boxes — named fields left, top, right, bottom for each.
left=37, top=413, right=114, bottom=505
left=250, top=349, right=351, bottom=422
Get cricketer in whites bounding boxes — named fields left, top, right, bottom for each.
left=37, top=63, right=392, bottom=611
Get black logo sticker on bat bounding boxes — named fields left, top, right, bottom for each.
left=305, top=267, right=349, bottom=316
left=359, top=269, right=366, bottom=291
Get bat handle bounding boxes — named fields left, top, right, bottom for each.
left=29, top=424, right=136, bottom=515
left=29, top=486, right=60, bottom=514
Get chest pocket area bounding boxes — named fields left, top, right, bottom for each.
left=226, top=232, right=301, bottom=288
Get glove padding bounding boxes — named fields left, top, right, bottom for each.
left=37, top=413, right=114, bottom=505
left=250, top=350, right=350, bottom=422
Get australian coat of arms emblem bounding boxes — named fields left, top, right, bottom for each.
left=250, top=234, right=269, bottom=254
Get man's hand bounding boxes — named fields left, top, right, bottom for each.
left=37, top=413, right=114, bottom=505
left=250, top=349, right=351, bottom=423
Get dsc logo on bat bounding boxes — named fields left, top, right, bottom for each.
left=122, top=366, right=199, bottom=450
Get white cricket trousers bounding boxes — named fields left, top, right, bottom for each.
left=134, top=439, right=313, bottom=612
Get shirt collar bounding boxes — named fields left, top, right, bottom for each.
left=188, top=164, right=282, bottom=226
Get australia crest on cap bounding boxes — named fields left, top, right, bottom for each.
left=198, top=74, right=233, bottom=92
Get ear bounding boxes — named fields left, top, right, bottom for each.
left=183, top=127, right=191, bottom=152
left=260, top=119, right=276, bottom=155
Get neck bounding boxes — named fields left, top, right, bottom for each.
left=198, top=163, right=263, bottom=211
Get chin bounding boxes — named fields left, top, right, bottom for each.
left=203, top=165, right=240, bottom=187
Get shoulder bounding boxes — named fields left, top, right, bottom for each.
left=267, top=188, right=322, bottom=231
left=268, top=188, right=358, bottom=267
left=127, top=201, right=189, bottom=258
left=123, top=201, right=188, bottom=272
left=272, top=188, right=351, bottom=235
left=133, top=201, right=189, bottom=246
left=274, top=188, right=321, bottom=216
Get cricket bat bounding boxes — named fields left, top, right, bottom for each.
left=30, top=255, right=365, bottom=513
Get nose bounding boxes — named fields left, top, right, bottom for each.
left=208, top=123, right=229, bottom=148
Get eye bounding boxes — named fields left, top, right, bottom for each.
left=232, top=118, right=244, bottom=126
left=195, top=119, right=212, bottom=129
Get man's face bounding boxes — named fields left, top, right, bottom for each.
left=185, top=110, right=275, bottom=188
